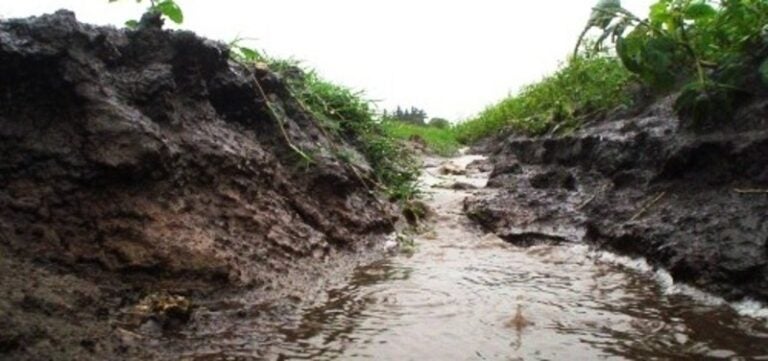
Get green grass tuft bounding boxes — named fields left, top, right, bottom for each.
left=265, top=58, right=421, bottom=201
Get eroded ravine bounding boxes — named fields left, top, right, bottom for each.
left=227, top=153, right=768, bottom=361
left=3, top=12, right=768, bottom=361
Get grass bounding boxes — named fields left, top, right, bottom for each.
left=454, top=54, right=633, bottom=143
left=237, top=45, right=635, bottom=203
left=264, top=58, right=421, bottom=201
left=383, top=54, right=634, bottom=149
left=382, top=121, right=461, bottom=156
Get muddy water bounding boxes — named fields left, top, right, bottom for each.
left=183, top=155, right=768, bottom=360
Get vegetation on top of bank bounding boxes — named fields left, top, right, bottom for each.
left=109, top=0, right=183, bottom=28
left=109, top=0, right=420, bottom=202
left=582, top=0, right=768, bottom=128
left=455, top=0, right=768, bottom=141
left=246, top=56, right=421, bottom=201
left=108, top=0, right=768, bottom=186
left=454, top=54, right=633, bottom=143
left=290, top=66, right=422, bottom=200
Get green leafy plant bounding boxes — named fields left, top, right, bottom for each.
left=109, top=0, right=184, bottom=28
left=228, top=37, right=265, bottom=62
left=578, top=0, right=768, bottom=127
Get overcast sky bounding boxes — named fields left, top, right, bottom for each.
left=2, top=0, right=654, bottom=120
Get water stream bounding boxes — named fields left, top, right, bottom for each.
left=185, top=154, right=768, bottom=360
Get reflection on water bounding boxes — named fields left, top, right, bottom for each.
left=178, top=155, right=768, bottom=360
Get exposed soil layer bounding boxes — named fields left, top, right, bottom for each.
left=0, top=11, right=394, bottom=360
left=465, top=95, right=768, bottom=303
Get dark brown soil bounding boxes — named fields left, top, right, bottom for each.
left=0, top=11, right=395, bottom=360
left=465, top=96, right=768, bottom=303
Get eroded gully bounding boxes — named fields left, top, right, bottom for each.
left=184, top=153, right=768, bottom=361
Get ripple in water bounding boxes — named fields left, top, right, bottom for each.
left=179, top=155, right=768, bottom=361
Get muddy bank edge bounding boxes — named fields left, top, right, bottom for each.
left=465, top=89, right=768, bottom=303
left=0, top=11, right=399, bottom=360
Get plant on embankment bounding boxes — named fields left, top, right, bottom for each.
left=578, top=0, right=768, bottom=128
left=109, top=0, right=183, bottom=28
left=453, top=54, right=633, bottom=143
left=261, top=58, right=421, bottom=201
left=454, top=0, right=768, bottom=142
left=109, top=1, right=420, bottom=201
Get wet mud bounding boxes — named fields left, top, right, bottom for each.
left=466, top=97, right=768, bottom=304
left=216, top=155, right=768, bottom=360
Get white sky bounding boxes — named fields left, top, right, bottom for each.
left=2, top=0, right=654, bottom=120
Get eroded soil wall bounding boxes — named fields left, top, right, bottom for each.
left=0, top=11, right=394, bottom=360
left=466, top=97, right=768, bottom=303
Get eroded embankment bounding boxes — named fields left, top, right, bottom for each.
left=465, top=96, right=768, bottom=304
left=0, top=11, right=395, bottom=360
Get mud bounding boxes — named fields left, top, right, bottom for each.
left=465, top=96, right=768, bottom=303
left=0, top=11, right=394, bottom=360
left=211, top=154, right=768, bottom=360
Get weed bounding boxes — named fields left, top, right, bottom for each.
left=428, top=118, right=451, bottom=129
left=109, top=0, right=183, bottom=28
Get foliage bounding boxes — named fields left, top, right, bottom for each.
left=228, top=37, right=265, bottom=63
left=382, top=106, right=429, bottom=125
left=383, top=121, right=461, bottom=156
left=109, top=0, right=184, bottom=28
left=456, top=0, right=768, bottom=141
left=260, top=58, right=420, bottom=201
left=453, top=54, right=633, bottom=143
left=427, top=117, right=451, bottom=129
left=108, top=1, right=419, bottom=201
left=579, top=0, right=768, bottom=126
